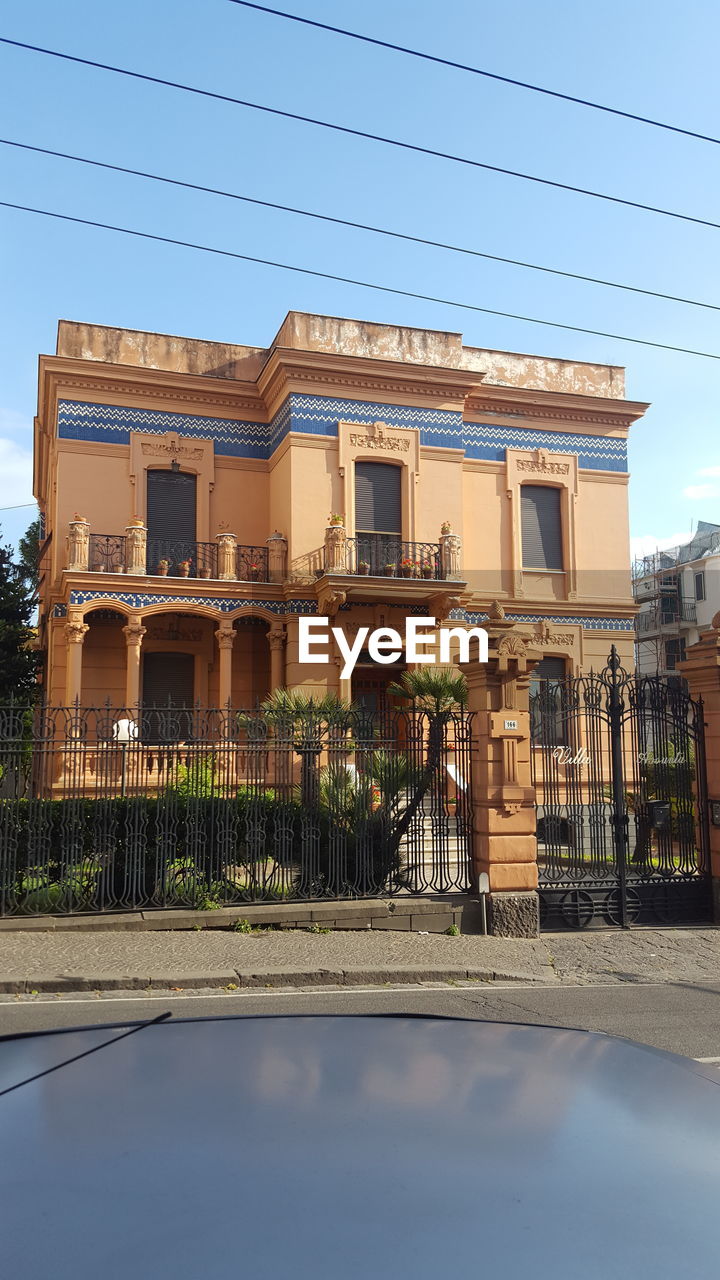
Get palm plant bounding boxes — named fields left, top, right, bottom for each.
left=385, top=667, right=468, bottom=852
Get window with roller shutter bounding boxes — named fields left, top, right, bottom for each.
left=521, top=485, right=563, bottom=571
left=146, top=470, right=197, bottom=574
left=355, top=461, right=402, bottom=573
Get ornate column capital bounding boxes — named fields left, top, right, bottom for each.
left=65, top=620, right=89, bottom=645
left=268, top=626, right=286, bottom=651
left=215, top=625, right=236, bottom=651
left=122, top=622, right=147, bottom=648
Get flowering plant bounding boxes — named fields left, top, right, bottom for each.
left=440, top=521, right=452, bottom=535
left=358, top=559, right=370, bottom=570
left=178, top=560, right=192, bottom=570
left=157, top=559, right=170, bottom=570
left=328, top=513, right=344, bottom=525
left=400, top=557, right=417, bottom=569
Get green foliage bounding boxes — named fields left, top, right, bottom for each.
left=18, top=518, right=41, bottom=592
left=445, top=923, right=460, bottom=936
left=233, top=917, right=253, bottom=933
left=0, top=533, right=40, bottom=703
left=388, top=666, right=467, bottom=713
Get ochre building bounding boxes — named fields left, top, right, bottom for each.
left=33, top=311, right=646, bottom=710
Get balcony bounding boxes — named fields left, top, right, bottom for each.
left=65, top=522, right=276, bottom=583
left=635, top=599, right=697, bottom=635
left=325, top=537, right=443, bottom=580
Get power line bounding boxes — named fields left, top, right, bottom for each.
left=4, top=136, right=720, bottom=315
left=2, top=197, right=719, bottom=362
left=0, top=503, right=37, bottom=512
left=1, top=36, right=719, bottom=232
left=227, top=1, right=720, bottom=149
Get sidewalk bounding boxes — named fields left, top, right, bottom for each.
left=1, top=925, right=719, bottom=993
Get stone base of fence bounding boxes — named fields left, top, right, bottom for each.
left=487, top=891, right=539, bottom=938
left=0, top=895, right=488, bottom=936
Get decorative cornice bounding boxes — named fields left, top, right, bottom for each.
left=465, top=386, right=648, bottom=431
left=258, top=347, right=485, bottom=419
left=37, top=356, right=264, bottom=438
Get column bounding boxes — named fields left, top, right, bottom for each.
left=266, top=531, right=288, bottom=583
left=439, top=527, right=462, bottom=580
left=324, top=523, right=347, bottom=573
left=125, top=523, right=147, bottom=575
left=216, top=533, right=237, bottom=581
left=67, top=518, right=90, bottom=571
left=65, top=615, right=89, bottom=704
left=268, top=626, right=286, bottom=692
left=460, top=603, right=542, bottom=937
left=122, top=615, right=147, bottom=710
left=215, top=624, right=236, bottom=708
left=678, top=618, right=720, bottom=921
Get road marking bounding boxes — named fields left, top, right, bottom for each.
left=695, top=1056, right=720, bottom=1063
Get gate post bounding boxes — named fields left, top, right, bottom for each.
left=678, top=615, right=720, bottom=921
left=460, top=604, right=542, bottom=937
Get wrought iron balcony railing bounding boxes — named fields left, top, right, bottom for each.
left=147, top=540, right=218, bottom=579
left=236, top=545, right=269, bottom=582
left=85, top=536, right=270, bottom=581
left=89, top=534, right=127, bottom=574
left=325, top=536, right=442, bottom=579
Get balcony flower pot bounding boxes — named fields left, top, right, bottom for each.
left=249, top=566, right=262, bottom=581
left=92, top=562, right=104, bottom=573
left=328, top=514, right=344, bottom=526
left=421, top=566, right=434, bottom=580
left=440, top=521, right=452, bottom=535
left=178, top=563, right=191, bottom=578
left=357, top=562, right=370, bottom=576
left=400, top=566, right=414, bottom=578
left=198, top=567, right=211, bottom=579
left=157, top=563, right=169, bottom=576
left=112, top=565, right=125, bottom=574
left=385, top=564, right=396, bottom=577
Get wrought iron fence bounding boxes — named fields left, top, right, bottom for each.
left=146, top=540, right=218, bottom=578
left=0, top=704, right=472, bottom=916
left=531, top=651, right=711, bottom=929
left=89, top=534, right=127, bottom=573
left=334, top=538, right=442, bottom=578
left=236, top=545, right=269, bottom=582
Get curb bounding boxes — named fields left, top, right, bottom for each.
left=0, top=965, right=551, bottom=995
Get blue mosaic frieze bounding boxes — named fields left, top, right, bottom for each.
left=461, top=423, right=627, bottom=471
left=57, top=395, right=627, bottom=472
left=57, top=400, right=270, bottom=460
left=67, top=590, right=317, bottom=614
left=58, top=592, right=631, bottom=631
left=457, top=611, right=634, bottom=632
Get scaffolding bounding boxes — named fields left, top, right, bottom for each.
left=632, top=521, right=720, bottom=675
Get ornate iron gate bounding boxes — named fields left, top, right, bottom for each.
left=531, top=649, right=712, bottom=930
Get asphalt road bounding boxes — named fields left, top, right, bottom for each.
left=3, top=979, right=720, bottom=1063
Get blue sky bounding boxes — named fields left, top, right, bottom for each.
left=1, top=0, right=719, bottom=559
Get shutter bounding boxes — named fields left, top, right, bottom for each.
left=146, top=471, right=197, bottom=541
left=142, top=652, right=195, bottom=742
left=142, top=652, right=195, bottom=706
left=533, top=656, right=566, bottom=681
left=355, top=462, right=401, bottom=533
left=521, top=486, right=563, bottom=570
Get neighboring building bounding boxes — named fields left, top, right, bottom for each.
left=633, top=522, right=720, bottom=677
left=33, top=311, right=646, bottom=711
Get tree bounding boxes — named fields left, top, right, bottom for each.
left=0, top=533, right=40, bottom=703
left=17, top=518, right=41, bottom=594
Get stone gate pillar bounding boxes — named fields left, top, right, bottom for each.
left=678, top=614, right=720, bottom=921
left=460, top=603, right=542, bottom=937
